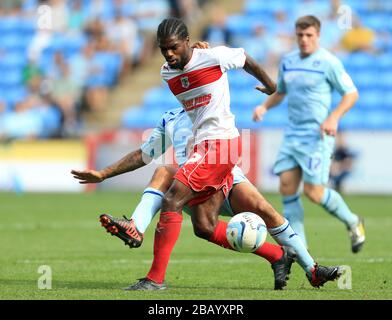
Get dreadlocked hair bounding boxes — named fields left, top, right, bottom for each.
left=157, top=17, right=189, bottom=41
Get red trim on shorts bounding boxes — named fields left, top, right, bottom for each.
left=174, top=137, right=241, bottom=206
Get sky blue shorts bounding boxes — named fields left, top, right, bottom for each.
left=273, top=135, right=335, bottom=185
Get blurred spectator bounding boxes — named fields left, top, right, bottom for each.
left=261, top=10, right=295, bottom=75
left=241, top=24, right=270, bottom=63
left=320, top=0, right=347, bottom=53
left=201, top=6, right=232, bottom=47
left=84, top=0, right=112, bottom=23
left=69, top=44, right=90, bottom=89
left=46, top=53, right=81, bottom=136
left=84, top=17, right=106, bottom=40
left=68, top=0, right=87, bottom=34
left=167, top=0, right=182, bottom=18
left=49, top=0, right=69, bottom=33
left=132, top=0, right=170, bottom=64
left=82, top=43, right=109, bottom=113
left=0, top=98, right=44, bottom=141
left=177, top=0, right=200, bottom=22
left=340, top=18, right=377, bottom=53
left=105, top=11, right=138, bottom=76
left=294, top=0, right=331, bottom=21
left=23, top=59, right=43, bottom=88
left=27, top=28, right=53, bottom=63
left=0, top=0, right=23, bottom=12
left=330, top=133, right=357, bottom=192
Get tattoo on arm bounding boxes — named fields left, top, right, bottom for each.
left=101, top=149, right=149, bottom=179
left=243, top=53, right=276, bottom=94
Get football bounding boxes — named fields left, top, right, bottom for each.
left=226, top=212, right=267, bottom=253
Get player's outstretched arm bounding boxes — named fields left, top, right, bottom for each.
left=71, top=149, right=150, bottom=184
left=243, top=53, right=276, bottom=95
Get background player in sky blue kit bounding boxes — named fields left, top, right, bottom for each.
left=253, top=15, right=365, bottom=253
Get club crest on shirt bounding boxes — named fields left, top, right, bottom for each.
left=181, top=76, right=190, bottom=88
left=313, top=60, right=321, bottom=67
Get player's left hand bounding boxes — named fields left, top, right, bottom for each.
left=320, top=116, right=338, bottom=138
left=191, top=41, right=209, bottom=49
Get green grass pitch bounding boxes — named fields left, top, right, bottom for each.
left=0, top=191, right=391, bottom=300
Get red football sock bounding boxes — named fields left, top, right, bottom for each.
left=146, top=211, right=183, bottom=284
left=208, top=220, right=284, bottom=264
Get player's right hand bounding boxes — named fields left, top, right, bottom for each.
left=252, top=105, right=267, bottom=122
left=71, top=169, right=105, bottom=184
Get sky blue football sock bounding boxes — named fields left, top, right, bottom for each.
left=131, top=187, right=164, bottom=233
left=320, top=188, right=358, bottom=230
left=269, top=219, right=315, bottom=275
left=282, top=193, right=307, bottom=248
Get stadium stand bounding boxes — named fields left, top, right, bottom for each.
left=0, top=0, right=175, bottom=139
left=0, top=0, right=391, bottom=139
left=122, top=0, right=392, bottom=131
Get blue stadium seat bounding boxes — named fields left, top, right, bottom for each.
left=2, top=87, right=28, bottom=108
left=339, top=111, right=365, bottom=130
left=36, top=106, right=62, bottom=138
left=362, top=14, right=390, bottom=32
left=344, top=52, right=374, bottom=71
left=143, top=86, right=178, bottom=111
left=234, top=110, right=260, bottom=129
left=22, top=0, right=38, bottom=12
left=377, top=54, right=392, bottom=71
left=365, top=111, right=392, bottom=129
left=103, top=52, right=123, bottom=86
left=0, top=34, right=30, bottom=51
left=343, top=0, right=372, bottom=14
left=230, top=89, right=263, bottom=112
left=62, top=34, right=88, bottom=58
left=244, top=0, right=292, bottom=16
left=228, top=70, right=258, bottom=90
left=0, top=69, right=23, bottom=88
left=226, top=15, right=259, bottom=38
left=122, top=106, right=161, bottom=128
left=377, top=72, right=392, bottom=90
left=356, top=90, right=383, bottom=110
left=17, top=18, right=36, bottom=36
left=351, top=71, right=379, bottom=90
left=0, top=53, right=27, bottom=71
left=0, top=17, right=20, bottom=34
left=85, top=52, right=120, bottom=88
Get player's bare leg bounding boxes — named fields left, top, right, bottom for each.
left=190, top=191, right=294, bottom=290
left=149, top=165, right=178, bottom=191
left=190, top=190, right=224, bottom=240
left=229, top=182, right=284, bottom=228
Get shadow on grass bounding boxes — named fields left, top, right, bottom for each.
left=0, top=279, right=127, bottom=290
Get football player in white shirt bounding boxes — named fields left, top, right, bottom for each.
left=150, top=18, right=340, bottom=289
left=72, top=106, right=341, bottom=290
left=150, top=18, right=283, bottom=287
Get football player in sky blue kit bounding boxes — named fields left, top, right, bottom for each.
left=72, top=105, right=343, bottom=290
left=253, top=15, right=365, bottom=252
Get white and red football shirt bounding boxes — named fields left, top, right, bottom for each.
left=161, top=46, right=246, bottom=145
